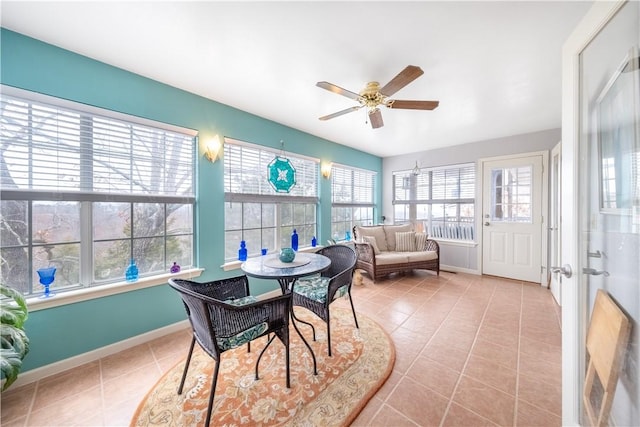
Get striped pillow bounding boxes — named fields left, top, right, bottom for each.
left=415, top=232, right=429, bottom=250
left=395, top=231, right=416, bottom=252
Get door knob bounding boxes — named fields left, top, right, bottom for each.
left=550, top=264, right=572, bottom=278
left=583, top=268, right=609, bottom=277
left=484, top=222, right=490, bottom=226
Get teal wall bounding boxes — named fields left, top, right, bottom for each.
left=0, top=29, right=382, bottom=371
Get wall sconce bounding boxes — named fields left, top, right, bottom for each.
left=204, top=135, right=222, bottom=162
left=321, top=162, right=333, bottom=179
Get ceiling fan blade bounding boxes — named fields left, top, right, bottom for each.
left=316, top=81, right=362, bottom=101
left=387, top=100, right=439, bottom=110
left=319, top=105, right=363, bottom=121
left=369, top=108, right=384, bottom=129
left=379, top=65, right=424, bottom=96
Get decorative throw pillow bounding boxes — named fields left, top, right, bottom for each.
left=415, top=232, right=429, bottom=250
left=395, top=231, right=416, bottom=252
left=384, top=224, right=412, bottom=250
left=362, top=236, right=380, bottom=255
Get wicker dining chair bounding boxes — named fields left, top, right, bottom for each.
left=168, top=276, right=291, bottom=427
left=292, top=245, right=359, bottom=356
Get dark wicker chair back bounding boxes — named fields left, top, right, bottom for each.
left=292, top=244, right=359, bottom=356
left=169, top=276, right=291, bottom=427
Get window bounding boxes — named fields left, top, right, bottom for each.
left=0, top=87, right=196, bottom=297
left=490, top=166, right=532, bottom=222
left=393, top=163, right=475, bottom=241
left=331, top=165, right=375, bottom=240
left=223, top=138, right=318, bottom=260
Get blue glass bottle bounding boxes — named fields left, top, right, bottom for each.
left=125, top=259, right=139, bottom=282
left=238, top=240, right=248, bottom=261
left=291, top=229, right=299, bottom=251
left=311, top=236, right=317, bottom=247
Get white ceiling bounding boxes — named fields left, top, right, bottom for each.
left=1, top=1, right=592, bottom=157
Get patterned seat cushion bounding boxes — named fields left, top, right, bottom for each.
left=224, top=295, right=258, bottom=306
left=217, top=321, right=268, bottom=351
left=217, top=295, right=266, bottom=351
left=294, top=276, right=348, bottom=303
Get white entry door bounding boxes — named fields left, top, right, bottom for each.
left=549, top=142, right=562, bottom=304
left=482, top=154, right=544, bottom=283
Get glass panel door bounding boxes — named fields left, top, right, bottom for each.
left=578, top=2, right=640, bottom=425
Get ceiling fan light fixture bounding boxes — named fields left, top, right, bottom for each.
left=316, top=65, right=439, bottom=130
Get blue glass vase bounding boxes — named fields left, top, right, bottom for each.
left=37, top=267, right=56, bottom=298
left=126, top=259, right=139, bottom=283
left=291, top=229, right=299, bottom=251
left=238, top=240, right=248, bottom=261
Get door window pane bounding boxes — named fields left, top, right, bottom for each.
left=491, top=166, right=532, bottom=222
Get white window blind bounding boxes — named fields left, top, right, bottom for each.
left=224, top=138, right=318, bottom=200
left=0, top=87, right=196, bottom=296
left=331, top=165, right=375, bottom=205
left=1, top=94, right=194, bottom=198
left=393, top=163, right=475, bottom=242
left=393, top=163, right=475, bottom=204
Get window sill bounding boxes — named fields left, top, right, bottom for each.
left=221, top=246, right=323, bottom=271
left=431, top=239, right=478, bottom=248
left=26, top=268, right=204, bottom=312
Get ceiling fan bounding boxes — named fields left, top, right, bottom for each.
left=316, top=65, right=439, bottom=129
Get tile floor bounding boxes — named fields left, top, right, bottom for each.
left=0, top=271, right=562, bottom=426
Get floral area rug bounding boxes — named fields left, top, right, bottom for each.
left=131, top=307, right=395, bottom=426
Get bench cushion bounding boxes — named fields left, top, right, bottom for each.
left=376, top=252, right=410, bottom=265
left=406, top=251, right=438, bottom=262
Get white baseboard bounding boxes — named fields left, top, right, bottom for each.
left=440, top=264, right=481, bottom=275
left=12, top=320, right=190, bottom=389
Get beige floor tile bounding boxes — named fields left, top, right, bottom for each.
left=453, top=375, right=515, bottom=426
left=442, top=402, right=499, bottom=427
left=518, top=352, right=562, bottom=386
left=463, top=354, right=517, bottom=396
left=1, top=272, right=564, bottom=427
left=386, top=377, right=449, bottom=426
left=362, top=403, right=420, bottom=426
left=0, top=383, right=36, bottom=424
left=422, top=341, right=470, bottom=372
left=406, top=356, right=461, bottom=399
left=350, top=396, right=385, bottom=426
left=476, top=323, right=520, bottom=349
left=100, top=344, right=156, bottom=382
left=32, top=362, right=101, bottom=410
left=27, top=385, right=102, bottom=426
left=516, top=399, right=562, bottom=427
left=471, top=338, right=519, bottom=370
left=517, top=373, right=562, bottom=416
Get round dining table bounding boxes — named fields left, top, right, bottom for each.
left=241, top=251, right=331, bottom=374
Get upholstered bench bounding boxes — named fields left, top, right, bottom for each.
left=352, top=224, right=440, bottom=282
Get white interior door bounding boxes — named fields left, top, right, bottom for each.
left=562, top=1, right=639, bottom=425
left=549, top=142, right=562, bottom=305
left=482, top=154, right=544, bottom=283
